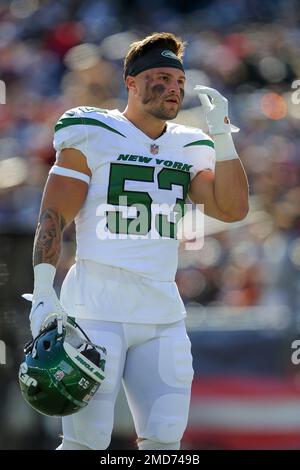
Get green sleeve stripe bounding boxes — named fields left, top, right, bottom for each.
left=184, top=139, right=214, bottom=149
left=55, top=117, right=126, bottom=138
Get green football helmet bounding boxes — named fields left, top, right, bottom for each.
left=18, top=317, right=107, bottom=417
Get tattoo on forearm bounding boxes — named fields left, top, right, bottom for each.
left=33, top=209, right=66, bottom=266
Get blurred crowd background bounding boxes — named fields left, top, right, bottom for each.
left=1, top=0, right=300, bottom=450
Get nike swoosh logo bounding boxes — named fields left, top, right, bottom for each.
left=33, top=301, right=44, bottom=313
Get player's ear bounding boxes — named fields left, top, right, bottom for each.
left=125, top=76, right=138, bottom=95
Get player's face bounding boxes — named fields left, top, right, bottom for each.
left=137, top=68, right=185, bottom=120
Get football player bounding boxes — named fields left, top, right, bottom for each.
left=28, top=32, right=249, bottom=450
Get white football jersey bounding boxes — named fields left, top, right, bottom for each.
left=53, top=106, right=215, bottom=282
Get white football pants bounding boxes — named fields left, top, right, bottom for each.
left=59, top=318, right=193, bottom=450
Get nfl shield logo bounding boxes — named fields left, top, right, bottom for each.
left=55, top=370, right=65, bottom=381
left=150, top=144, right=159, bottom=155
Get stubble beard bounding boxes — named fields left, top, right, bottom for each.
left=147, top=103, right=179, bottom=120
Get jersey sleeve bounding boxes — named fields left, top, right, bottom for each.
left=183, top=132, right=216, bottom=180
left=53, top=107, right=93, bottom=169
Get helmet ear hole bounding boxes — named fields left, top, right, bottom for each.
left=43, top=340, right=51, bottom=351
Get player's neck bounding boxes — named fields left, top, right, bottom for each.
left=122, top=106, right=166, bottom=140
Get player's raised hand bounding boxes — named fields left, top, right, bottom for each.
left=195, top=85, right=239, bottom=135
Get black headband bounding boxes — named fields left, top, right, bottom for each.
left=125, top=48, right=185, bottom=79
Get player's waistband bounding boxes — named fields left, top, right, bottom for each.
left=75, top=258, right=176, bottom=284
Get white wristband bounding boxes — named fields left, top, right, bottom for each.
left=213, top=133, right=239, bottom=162
left=34, top=263, right=56, bottom=292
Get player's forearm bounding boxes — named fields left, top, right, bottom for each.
left=195, top=85, right=249, bottom=221
left=211, top=131, right=249, bottom=221
left=33, top=208, right=66, bottom=267
left=33, top=171, right=89, bottom=268
left=214, top=158, right=249, bottom=221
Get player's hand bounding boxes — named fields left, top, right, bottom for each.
left=22, top=288, right=68, bottom=339
left=195, top=85, right=239, bottom=135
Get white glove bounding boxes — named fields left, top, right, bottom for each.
left=23, top=289, right=68, bottom=339
left=194, top=85, right=239, bottom=135
left=22, top=264, right=67, bottom=338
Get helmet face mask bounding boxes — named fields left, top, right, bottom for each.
left=19, top=318, right=106, bottom=417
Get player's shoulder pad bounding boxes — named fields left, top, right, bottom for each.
left=167, top=122, right=215, bottom=150
left=55, top=106, right=109, bottom=129
left=55, top=106, right=126, bottom=138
